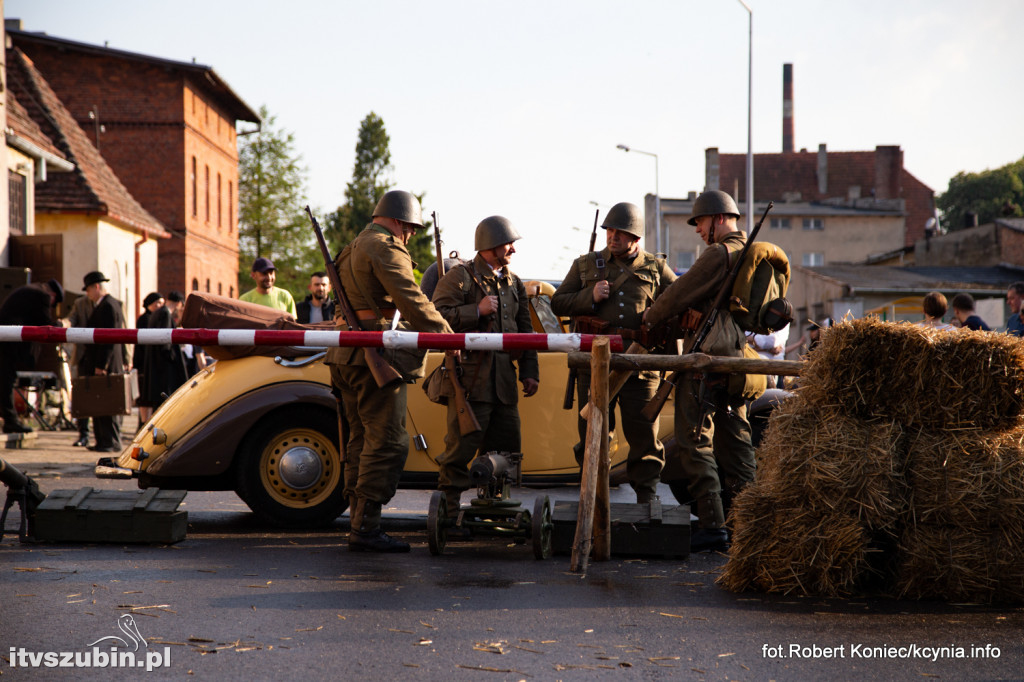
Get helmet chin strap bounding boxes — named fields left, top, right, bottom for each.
left=708, top=215, right=717, bottom=245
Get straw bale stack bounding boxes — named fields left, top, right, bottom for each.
left=799, top=318, right=1024, bottom=430
left=721, top=318, right=1024, bottom=603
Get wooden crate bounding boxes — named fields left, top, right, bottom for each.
left=33, top=487, right=187, bottom=544
left=552, top=499, right=690, bottom=559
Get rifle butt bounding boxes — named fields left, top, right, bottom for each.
left=365, top=349, right=403, bottom=388
left=562, top=368, right=577, bottom=410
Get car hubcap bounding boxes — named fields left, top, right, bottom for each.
left=258, top=428, right=341, bottom=508
left=278, top=446, right=322, bottom=490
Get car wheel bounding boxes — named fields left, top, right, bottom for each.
left=235, top=407, right=347, bottom=527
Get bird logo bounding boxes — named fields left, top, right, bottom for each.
left=86, top=614, right=148, bottom=652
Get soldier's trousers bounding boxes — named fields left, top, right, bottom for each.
left=331, top=365, right=409, bottom=505
left=574, top=370, right=664, bottom=497
left=438, top=398, right=521, bottom=491
left=672, top=376, right=755, bottom=509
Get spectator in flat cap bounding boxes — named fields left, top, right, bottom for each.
left=239, top=256, right=296, bottom=316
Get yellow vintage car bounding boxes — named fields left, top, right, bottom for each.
left=102, top=284, right=677, bottom=527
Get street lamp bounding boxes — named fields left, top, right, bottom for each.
left=738, top=0, right=754, bottom=233
left=616, top=144, right=662, bottom=257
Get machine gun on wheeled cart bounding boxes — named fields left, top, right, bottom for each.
left=427, top=451, right=553, bottom=559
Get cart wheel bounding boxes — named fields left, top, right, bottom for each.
left=532, top=495, right=552, bottom=560
left=427, top=491, right=448, bottom=556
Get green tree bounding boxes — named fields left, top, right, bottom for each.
left=325, top=112, right=436, bottom=276
left=938, top=158, right=1024, bottom=231
left=237, top=105, right=315, bottom=301
left=325, top=112, right=393, bottom=251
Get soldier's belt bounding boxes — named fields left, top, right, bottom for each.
left=354, top=308, right=398, bottom=321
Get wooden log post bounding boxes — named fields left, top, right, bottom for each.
left=571, top=336, right=610, bottom=572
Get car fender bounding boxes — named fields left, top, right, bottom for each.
left=145, top=381, right=335, bottom=478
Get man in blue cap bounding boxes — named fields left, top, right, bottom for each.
left=0, top=279, right=63, bottom=433
left=239, top=257, right=296, bottom=316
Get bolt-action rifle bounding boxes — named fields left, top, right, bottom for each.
left=432, top=212, right=481, bottom=436
left=562, top=208, right=601, bottom=410
left=640, top=202, right=774, bottom=424
left=306, top=206, right=401, bottom=388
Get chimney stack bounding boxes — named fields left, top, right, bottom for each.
left=782, top=63, right=794, bottom=153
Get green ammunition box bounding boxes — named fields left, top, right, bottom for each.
left=33, top=487, right=187, bottom=543
left=551, top=499, right=690, bottom=559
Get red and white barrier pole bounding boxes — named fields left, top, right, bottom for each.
left=0, top=326, right=623, bottom=353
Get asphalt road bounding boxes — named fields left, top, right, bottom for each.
left=2, top=422, right=1022, bottom=681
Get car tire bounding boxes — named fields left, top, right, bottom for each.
left=235, top=406, right=347, bottom=527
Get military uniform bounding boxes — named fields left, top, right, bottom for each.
left=324, top=217, right=452, bottom=551
left=551, top=245, right=676, bottom=500
left=431, top=253, right=539, bottom=493
left=645, top=229, right=753, bottom=532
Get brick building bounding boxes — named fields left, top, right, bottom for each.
left=651, top=144, right=936, bottom=275
left=6, top=46, right=166, bottom=316
left=9, top=24, right=259, bottom=302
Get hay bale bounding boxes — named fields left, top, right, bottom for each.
left=930, top=330, right=1024, bottom=430
left=799, top=319, right=1024, bottom=430
left=720, top=489, right=876, bottom=598
left=893, top=523, right=1024, bottom=603
left=799, top=318, right=932, bottom=424
left=905, top=427, right=1024, bottom=528
left=755, top=395, right=907, bottom=531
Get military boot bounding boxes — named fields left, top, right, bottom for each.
left=690, top=492, right=728, bottom=552
left=441, top=488, right=472, bottom=541
left=348, top=499, right=410, bottom=553
left=635, top=487, right=660, bottom=504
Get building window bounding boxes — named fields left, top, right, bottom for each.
left=192, top=278, right=200, bottom=291
left=229, top=285, right=234, bottom=298
left=218, top=282, right=223, bottom=296
left=204, top=165, right=210, bottom=222
left=228, top=181, right=234, bottom=233
left=802, top=217, right=824, bottom=231
left=191, top=157, right=197, bottom=217
left=217, top=173, right=222, bottom=227
left=9, top=170, right=26, bottom=236
left=205, top=278, right=211, bottom=292
left=802, top=253, right=825, bottom=267
left=770, top=217, right=791, bottom=229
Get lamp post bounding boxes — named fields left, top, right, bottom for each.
left=616, top=144, right=662, bottom=257
left=738, top=0, right=754, bottom=233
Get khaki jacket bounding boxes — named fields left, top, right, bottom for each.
left=325, top=224, right=451, bottom=368
left=431, top=254, right=539, bottom=405
left=645, top=231, right=748, bottom=358
left=550, top=248, right=676, bottom=330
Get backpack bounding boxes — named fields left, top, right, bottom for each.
left=729, top=242, right=793, bottom=335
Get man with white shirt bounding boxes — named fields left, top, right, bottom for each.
left=296, top=271, right=335, bottom=324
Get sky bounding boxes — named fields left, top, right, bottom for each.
left=7, top=0, right=1024, bottom=279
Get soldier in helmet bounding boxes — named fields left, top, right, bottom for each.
left=430, top=216, right=540, bottom=527
left=643, top=189, right=754, bottom=552
left=324, top=190, right=454, bottom=553
left=551, top=202, right=676, bottom=503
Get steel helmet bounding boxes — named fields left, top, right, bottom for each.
left=687, top=190, right=741, bottom=226
left=601, top=202, right=644, bottom=238
left=372, top=190, right=423, bottom=227
left=475, top=216, right=522, bottom=251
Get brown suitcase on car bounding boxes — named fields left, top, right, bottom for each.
left=71, top=374, right=133, bottom=418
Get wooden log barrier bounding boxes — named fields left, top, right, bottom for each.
left=571, top=336, right=610, bottom=572
left=568, top=351, right=803, bottom=376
